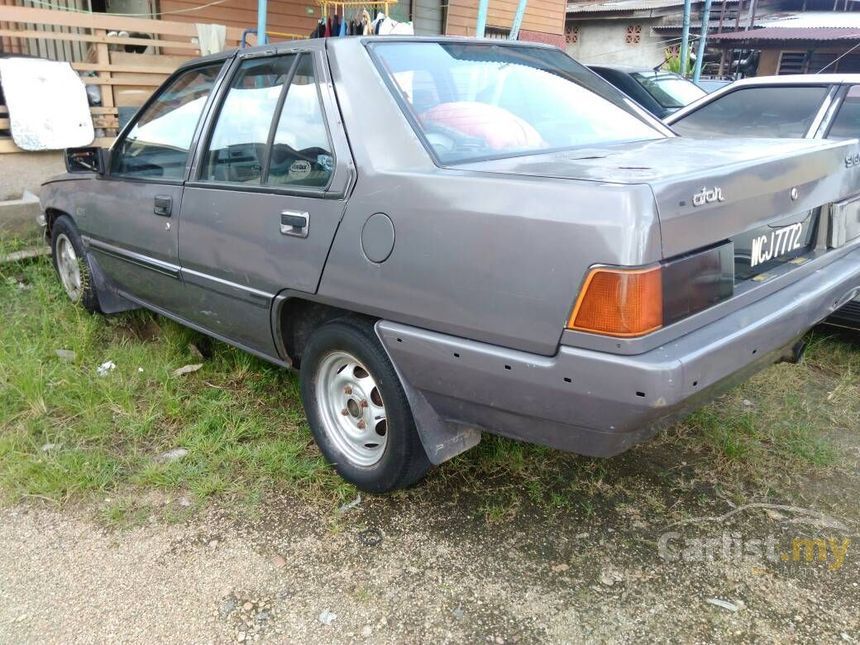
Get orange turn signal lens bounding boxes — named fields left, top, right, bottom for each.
left=568, top=266, right=663, bottom=337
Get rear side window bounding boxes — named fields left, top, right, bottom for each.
left=113, top=64, right=222, bottom=180
left=201, top=55, right=297, bottom=184
left=671, top=86, right=829, bottom=138
left=828, top=85, right=860, bottom=139
left=201, top=54, right=334, bottom=189
left=268, top=55, right=334, bottom=188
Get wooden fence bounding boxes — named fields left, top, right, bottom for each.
left=0, top=5, right=247, bottom=153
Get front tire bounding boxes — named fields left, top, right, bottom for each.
left=50, top=215, right=102, bottom=313
left=300, top=319, right=431, bottom=493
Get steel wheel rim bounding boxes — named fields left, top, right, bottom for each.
left=315, top=350, right=388, bottom=467
left=55, top=233, right=82, bottom=302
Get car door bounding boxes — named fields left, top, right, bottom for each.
left=177, top=45, right=353, bottom=357
left=82, top=61, right=227, bottom=310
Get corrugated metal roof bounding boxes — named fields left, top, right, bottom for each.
left=710, top=26, right=860, bottom=41
left=652, top=21, right=736, bottom=30
left=566, top=0, right=732, bottom=15
left=645, top=11, right=860, bottom=30
left=758, top=11, right=860, bottom=29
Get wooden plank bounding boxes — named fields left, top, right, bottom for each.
left=94, top=29, right=115, bottom=112
left=82, top=76, right=164, bottom=86
left=109, top=51, right=190, bottom=69
left=72, top=62, right=180, bottom=74
left=0, top=29, right=202, bottom=51
left=0, top=246, right=50, bottom=264
left=0, top=116, right=115, bottom=129
left=0, top=6, right=244, bottom=42
left=0, top=136, right=114, bottom=153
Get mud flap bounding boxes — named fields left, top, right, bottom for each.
left=374, top=321, right=481, bottom=465
left=86, top=252, right=138, bottom=314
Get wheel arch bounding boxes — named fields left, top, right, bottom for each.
left=44, top=207, right=71, bottom=239
left=272, top=294, right=373, bottom=368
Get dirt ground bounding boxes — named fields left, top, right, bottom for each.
left=0, top=449, right=857, bottom=644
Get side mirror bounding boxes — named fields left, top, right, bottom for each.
left=65, top=147, right=108, bottom=175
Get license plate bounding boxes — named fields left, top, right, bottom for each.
left=734, top=211, right=817, bottom=280
left=749, top=222, right=807, bottom=268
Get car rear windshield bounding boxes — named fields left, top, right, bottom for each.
left=370, top=42, right=662, bottom=164
left=671, top=85, right=829, bottom=138
left=631, top=71, right=705, bottom=109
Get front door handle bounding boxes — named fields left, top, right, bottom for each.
left=154, top=195, right=172, bottom=217
left=280, top=210, right=309, bottom=238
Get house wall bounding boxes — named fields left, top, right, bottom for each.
left=565, top=18, right=666, bottom=67
left=159, top=0, right=565, bottom=40
left=757, top=48, right=780, bottom=75
left=445, top=0, right=566, bottom=37
left=158, top=0, right=320, bottom=40
left=752, top=46, right=858, bottom=76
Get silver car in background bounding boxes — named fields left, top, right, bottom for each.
left=666, top=74, right=860, bottom=330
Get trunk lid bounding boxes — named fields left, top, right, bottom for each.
left=458, top=137, right=859, bottom=278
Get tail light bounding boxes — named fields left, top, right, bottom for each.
left=568, top=242, right=734, bottom=337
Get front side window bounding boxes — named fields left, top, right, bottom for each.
left=371, top=42, right=662, bottom=164
left=631, top=71, right=705, bottom=109
left=828, top=85, right=860, bottom=139
left=671, top=86, right=829, bottom=138
left=113, top=64, right=222, bottom=180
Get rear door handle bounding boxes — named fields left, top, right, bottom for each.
left=280, top=210, right=309, bottom=238
left=153, top=195, right=172, bottom=217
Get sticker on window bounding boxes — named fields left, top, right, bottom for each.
left=289, top=159, right=312, bottom=179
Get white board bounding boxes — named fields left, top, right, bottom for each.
left=0, top=57, right=94, bottom=151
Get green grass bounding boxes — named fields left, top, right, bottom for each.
left=1, top=254, right=858, bottom=523
left=0, top=254, right=353, bottom=513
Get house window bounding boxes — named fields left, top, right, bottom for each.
left=484, top=27, right=511, bottom=39
left=777, top=51, right=807, bottom=75
left=625, top=24, right=642, bottom=44
left=566, top=25, right=579, bottom=45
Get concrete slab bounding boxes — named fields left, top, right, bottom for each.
left=0, top=190, right=41, bottom=238
left=0, top=151, right=64, bottom=199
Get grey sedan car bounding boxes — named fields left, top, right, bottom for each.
left=41, top=38, right=860, bottom=492
left=666, top=74, right=860, bottom=329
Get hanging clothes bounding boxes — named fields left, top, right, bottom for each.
left=372, top=11, right=385, bottom=35
left=361, top=9, right=372, bottom=36
left=339, top=15, right=348, bottom=37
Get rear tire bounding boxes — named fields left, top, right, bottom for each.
left=300, top=318, right=431, bottom=493
left=50, top=215, right=102, bottom=314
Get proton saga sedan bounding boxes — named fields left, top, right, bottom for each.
left=41, top=38, right=860, bottom=492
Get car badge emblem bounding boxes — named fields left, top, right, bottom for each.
left=692, top=186, right=725, bottom=207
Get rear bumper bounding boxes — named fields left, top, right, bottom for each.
left=377, top=245, right=860, bottom=459
left=826, top=296, right=860, bottom=331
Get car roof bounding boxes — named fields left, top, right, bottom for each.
left=175, top=35, right=561, bottom=73
left=721, top=74, right=860, bottom=86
